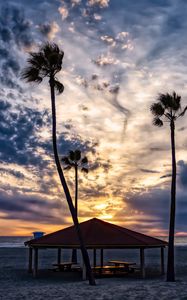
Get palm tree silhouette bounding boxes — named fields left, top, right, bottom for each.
left=62, top=149, right=89, bottom=217
left=150, top=91, right=187, bottom=282
left=21, top=43, right=95, bottom=285
left=62, top=149, right=89, bottom=263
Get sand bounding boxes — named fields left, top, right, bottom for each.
left=0, top=247, right=187, bottom=300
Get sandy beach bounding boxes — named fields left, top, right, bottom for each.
left=0, top=247, right=187, bottom=300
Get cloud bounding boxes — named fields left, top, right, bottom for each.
left=0, top=168, right=25, bottom=179
left=58, top=6, right=69, bottom=20
left=87, top=0, right=110, bottom=8
left=160, top=174, right=172, bottom=179
left=0, top=4, right=36, bottom=92
left=93, top=53, right=119, bottom=66
left=0, top=189, right=66, bottom=224
left=100, top=35, right=115, bottom=46
left=100, top=31, right=133, bottom=51
left=178, top=126, right=187, bottom=132
left=140, top=169, right=160, bottom=174
left=57, top=0, right=109, bottom=27
left=178, top=160, right=187, bottom=188
left=37, top=21, right=60, bottom=40
left=71, top=0, right=81, bottom=7
left=89, top=158, right=111, bottom=172
left=0, top=100, right=51, bottom=168
left=1, top=0, right=187, bottom=234
left=0, top=5, right=33, bottom=47
left=58, top=133, right=99, bottom=156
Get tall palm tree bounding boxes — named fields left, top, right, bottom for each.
left=62, top=149, right=89, bottom=263
left=150, top=91, right=187, bottom=282
left=62, top=149, right=89, bottom=217
left=21, top=43, right=95, bottom=285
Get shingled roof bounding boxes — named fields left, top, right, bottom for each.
left=25, top=218, right=168, bottom=249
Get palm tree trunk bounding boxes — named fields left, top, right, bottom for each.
left=167, top=120, right=176, bottom=282
left=75, top=164, right=78, bottom=216
left=49, top=76, right=95, bottom=285
left=71, top=165, right=78, bottom=263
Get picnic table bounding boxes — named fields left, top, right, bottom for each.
left=92, top=260, right=137, bottom=276
left=52, top=262, right=81, bottom=272
left=109, top=260, right=136, bottom=266
left=53, top=262, right=73, bottom=271
left=108, top=260, right=136, bottom=272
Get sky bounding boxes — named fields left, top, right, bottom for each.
left=0, top=0, right=187, bottom=236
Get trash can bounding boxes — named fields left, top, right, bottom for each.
left=33, top=231, right=44, bottom=239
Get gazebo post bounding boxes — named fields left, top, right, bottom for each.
left=57, top=248, right=61, bottom=264
left=82, top=262, right=87, bottom=280
left=33, top=248, right=38, bottom=278
left=140, top=248, right=145, bottom=278
left=28, top=247, right=33, bottom=273
left=100, top=249, right=104, bottom=267
left=93, top=248, right=96, bottom=267
left=161, top=247, right=165, bottom=275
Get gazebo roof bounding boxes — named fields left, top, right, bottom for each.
left=25, top=218, right=168, bottom=249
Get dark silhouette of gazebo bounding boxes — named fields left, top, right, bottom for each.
left=25, top=218, right=167, bottom=278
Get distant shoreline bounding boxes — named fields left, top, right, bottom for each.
left=1, top=236, right=187, bottom=248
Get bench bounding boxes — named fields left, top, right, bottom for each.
left=92, top=265, right=129, bottom=275
left=128, top=265, right=141, bottom=273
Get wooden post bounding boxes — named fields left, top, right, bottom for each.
left=57, top=248, right=61, bottom=264
left=93, top=249, right=96, bottom=267
left=33, top=248, right=38, bottom=278
left=82, top=262, right=86, bottom=280
left=100, top=249, right=103, bottom=267
left=28, top=247, right=33, bottom=273
left=140, top=248, right=145, bottom=278
left=161, top=247, right=165, bottom=275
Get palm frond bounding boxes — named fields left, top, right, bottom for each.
left=157, top=92, right=181, bottom=112
left=157, top=93, right=173, bottom=109
left=150, top=102, right=165, bottom=116
left=21, top=67, right=42, bottom=83
left=74, top=150, right=81, bottom=161
left=22, top=42, right=64, bottom=85
left=178, top=106, right=187, bottom=118
left=64, top=165, right=72, bottom=171
left=28, top=52, right=47, bottom=69
left=54, top=80, right=64, bottom=94
left=42, top=43, right=59, bottom=56
left=81, top=167, right=88, bottom=173
left=172, top=91, right=181, bottom=111
left=81, top=156, right=88, bottom=164
left=42, top=43, right=64, bottom=73
left=61, top=156, right=72, bottom=165
left=153, top=117, right=163, bottom=127
left=69, top=150, right=75, bottom=161
left=165, top=112, right=172, bottom=120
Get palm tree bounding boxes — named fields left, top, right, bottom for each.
left=21, top=43, right=95, bottom=285
left=62, top=149, right=89, bottom=216
left=150, top=91, right=187, bottom=282
left=62, top=149, right=89, bottom=263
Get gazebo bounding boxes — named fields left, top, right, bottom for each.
left=25, top=218, right=168, bottom=279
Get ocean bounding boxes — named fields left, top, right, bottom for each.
left=1, top=236, right=187, bottom=283
left=0, top=236, right=187, bottom=248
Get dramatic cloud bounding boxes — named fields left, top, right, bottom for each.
left=0, top=99, right=51, bottom=167
left=0, top=188, right=66, bottom=224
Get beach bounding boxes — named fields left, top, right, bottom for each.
left=0, top=245, right=187, bottom=300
